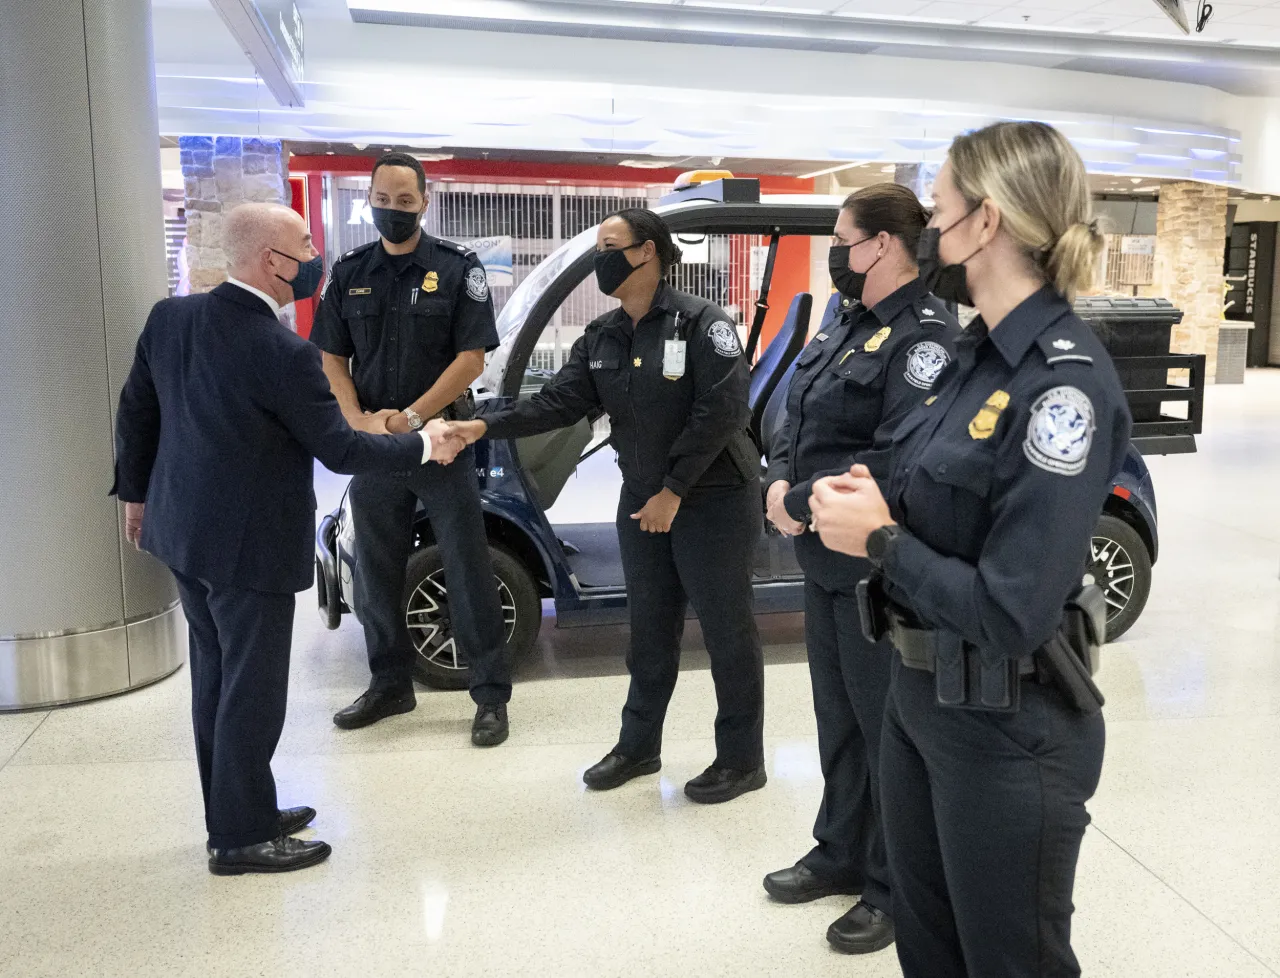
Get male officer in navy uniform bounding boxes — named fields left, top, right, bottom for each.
left=311, top=153, right=512, bottom=746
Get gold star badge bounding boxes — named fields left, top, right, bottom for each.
left=634, top=357, right=642, bottom=367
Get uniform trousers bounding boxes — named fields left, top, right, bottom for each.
left=349, top=446, right=511, bottom=705
left=173, top=570, right=295, bottom=849
left=882, top=657, right=1106, bottom=978
left=614, top=482, right=764, bottom=771
left=793, top=534, right=893, bottom=914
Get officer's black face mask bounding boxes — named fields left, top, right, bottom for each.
left=371, top=205, right=423, bottom=245
left=916, top=205, right=984, bottom=307
left=270, top=248, right=324, bottom=302
left=594, top=243, right=646, bottom=296
left=828, top=235, right=877, bottom=302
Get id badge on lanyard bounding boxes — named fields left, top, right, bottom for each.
left=663, top=312, right=687, bottom=380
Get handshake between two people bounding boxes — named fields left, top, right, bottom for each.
left=352, top=411, right=490, bottom=466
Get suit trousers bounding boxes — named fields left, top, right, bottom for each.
left=613, top=482, right=765, bottom=771
left=349, top=447, right=511, bottom=705
left=882, top=657, right=1105, bottom=978
left=173, top=571, right=295, bottom=849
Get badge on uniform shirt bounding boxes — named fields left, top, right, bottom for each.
left=664, top=339, right=687, bottom=380
left=423, top=271, right=439, bottom=293
left=968, top=389, right=1010, bottom=440
left=904, top=341, right=951, bottom=390
left=1024, top=386, right=1095, bottom=476
left=864, top=326, right=892, bottom=352
left=348, top=287, right=372, bottom=296
left=634, top=357, right=643, bottom=368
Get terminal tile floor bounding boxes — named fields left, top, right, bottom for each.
left=3, top=371, right=1280, bottom=977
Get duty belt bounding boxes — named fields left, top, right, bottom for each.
left=886, top=607, right=1037, bottom=678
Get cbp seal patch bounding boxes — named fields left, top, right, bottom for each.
left=1023, top=386, right=1095, bottom=476
left=904, top=341, right=950, bottom=390
left=708, top=321, right=742, bottom=358
left=465, top=266, right=490, bottom=302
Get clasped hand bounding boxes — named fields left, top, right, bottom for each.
left=352, top=410, right=468, bottom=465
left=808, top=464, right=895, bottom=558
left=765, top=480, right=806, bottom=537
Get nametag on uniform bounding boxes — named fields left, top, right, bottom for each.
left=348, top=287, right=372, bottom=296
left=663, top=340, right=687, bottom=380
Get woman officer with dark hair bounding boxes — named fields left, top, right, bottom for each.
left=450, top=208, right=766, bottom=804
left=761, top=183, right=961, bottom=955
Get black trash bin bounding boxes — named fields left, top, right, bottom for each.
left=1075, top=296, right=1183, bottom=422
left=1074, top=295, right=1204, bottom=455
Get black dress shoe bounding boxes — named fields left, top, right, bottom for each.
left=208, top=835, right=332, bottom=876
left=279, top=806, right=316, bottom=836
left=763, top=862, right=862, bottom=904
left=684, top=764, right=767, bottom=804
left=827, top=901, right=896, bottom=955
left=206, top=807, right=318, bottom=854
left=583, top=751, right=661, bottom=790
left=471, top=703, right=509, bottom=747
left=333, top=686, right=416, bottom=730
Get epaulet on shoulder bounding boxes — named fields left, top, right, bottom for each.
left=1036, top=331, right=1095, bottom=367
left=425, top=233, right=477, bottom=260
left=913, top=296, right=954, bottom=327
left=337, top=240, right=377, bottom=263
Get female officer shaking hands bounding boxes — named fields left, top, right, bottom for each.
left=449, top=209, right=766, bottom=805
left=809, top=121, right=1130, bottom=978
left=762, top=183, right=960, bottom=956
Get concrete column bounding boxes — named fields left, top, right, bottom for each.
left=180, top=136, right=288, bottom=294
left=1149, top=182, right=1230, bottom=379
left=0, top=0, right=186, bottom=709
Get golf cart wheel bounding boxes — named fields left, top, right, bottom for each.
left=1089, top=513, right=1152, bottom=642
left=402, top=544, right=541, bottom=690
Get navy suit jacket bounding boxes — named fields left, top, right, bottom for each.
left=112, top=282, right=425, bottom=594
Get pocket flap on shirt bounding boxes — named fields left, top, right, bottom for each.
left=920, top=441, right=994, bottom=496
left=837, top=353, right=884, bottom=386
left=343, top=296, right=381, bottom=319
left=411, top=297, right=452, bottom=319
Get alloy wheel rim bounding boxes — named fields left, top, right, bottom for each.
left=406, top=570, right=518, bottom=672
left=1089, top=534, right=1136, bottom=623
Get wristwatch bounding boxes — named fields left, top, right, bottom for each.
left=403, top=408, right=425, bottom=431
left=865, top=524, right=904, bottom=567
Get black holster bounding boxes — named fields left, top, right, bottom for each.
left=855, top=573, right=890, bottom=644
left=1034, top=584, right=1106, bottom=715
left=437, top=390, right=476, bottom=422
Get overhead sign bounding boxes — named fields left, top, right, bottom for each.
left=210, top=0, right=305, bottom=107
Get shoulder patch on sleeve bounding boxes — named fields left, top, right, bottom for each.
left=707, top=321, right=743, bottom=358
left=904, top=340, right=951, bottom=390
left=1037, top=332, right=1094, bottom=366
left=1023, top=385, right=1095, bottom=476
left=465, top=265, right=490, bottom=301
